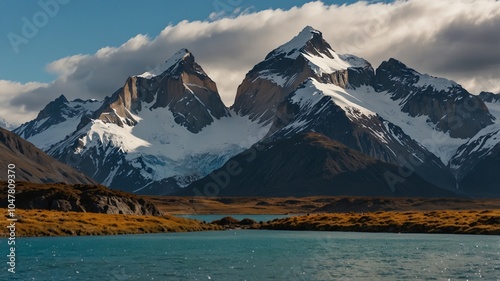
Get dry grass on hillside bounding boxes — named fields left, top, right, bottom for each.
left=146, top=195, right=500, bottom=215
left=0, top=208, right=222, bottom=237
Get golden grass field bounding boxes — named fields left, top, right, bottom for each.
left=259, top=209, right=500, bottom=235
left=1, top=196, right=499, bottom=237
left=0, top=208, right=222, bottom=237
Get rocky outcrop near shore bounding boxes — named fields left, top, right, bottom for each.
left=0, top=182, right=162, bottom=216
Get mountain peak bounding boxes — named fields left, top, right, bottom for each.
left=266, top=25, right=333, bottom=60
left=382, top=58, right=408, bottom=70
left=55, top=94, right=69, bottom=103
left=137, top=48, right=194, bottom=79
left=479, top=91, right=500, bottom=103
left=35, top=94, right=70, bottom=120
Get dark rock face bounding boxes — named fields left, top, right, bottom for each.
left=0, top=127, right=96, bottom=185
left=375, top=59, right=494, bottom=138
left=479, top=91, right=500, bottom=103
left=92, top=49, right=229, bottom=133
left=0, top=182, right=162, bottom=216
left=183, top=133, right=456, bottom=197
left=458, top=149, right=500, bottom=198
left=449, top=130, right=500, bottom=197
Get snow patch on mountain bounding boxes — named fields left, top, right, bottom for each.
left=414, top=73, right=458, bottom=92
left=130, top=105, right=269, bottom=160
left=304, top=52, right=366, bottom=76
left=52, top=101, right=270, bottom=190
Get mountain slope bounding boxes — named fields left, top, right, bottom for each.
left=0, top=127, right=96, bottom=184
left=267, top=79, right=457, bottom=190
left=182, top=133, right=456, bottom=197
left=449, top=95, right=500, bottom=197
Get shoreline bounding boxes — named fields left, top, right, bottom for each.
left=1, top=208, right=498, bottom=237
left=256, top=210, right=500, bottom=235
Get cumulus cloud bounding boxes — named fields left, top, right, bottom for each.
left=2, top=0, right=500, bottom=126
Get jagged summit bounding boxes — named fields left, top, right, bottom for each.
left=266, top=26, right=333, bottom=59
left=265, top=25, right=367, bottom=72
left=91, top=48, right=229, bottom=131
left=232, top=26, right=372, bottom=122
left=137, top=48, right=194, bottom=79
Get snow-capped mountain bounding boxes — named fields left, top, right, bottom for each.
left=13, top=95, right=102, bottom=150
left=232, top=26, right=373, bottom=123
left=234, top=26, right=460, bottom=190
left=14, top=26, right=500, bottom=197
left=43, top=49, right=268, bottom=194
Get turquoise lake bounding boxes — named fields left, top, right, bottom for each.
left=1, top=230, right=499, bottom=280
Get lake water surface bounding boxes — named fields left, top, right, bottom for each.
left=1, top=230, right=499, bottom=280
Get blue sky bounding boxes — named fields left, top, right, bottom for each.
left=0, top=0, right=368, bottom=83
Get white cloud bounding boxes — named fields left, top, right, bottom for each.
left=0, top=80, right=47, bottom=124
left=2, top=0, right=500, bottom=127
